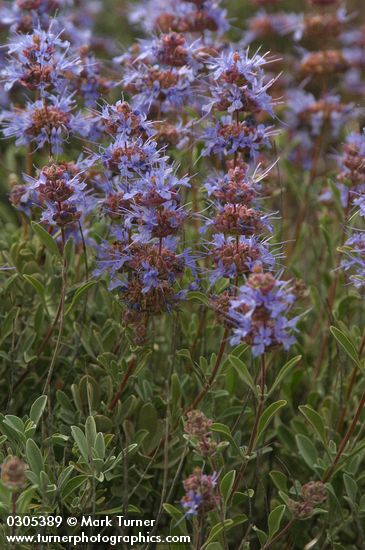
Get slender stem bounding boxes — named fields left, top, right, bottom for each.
left=261, top=518, right=296, bottom=550
left=42, top=228, right=67, bottom=395
left=78, top=222, right=89, bottom=281
left=4, top=296, right=63, bottom=401
left=261, top=334, right=365, bottom=549
left=322, top=388, right=365, bottom=483
left=11, top=492, right=17, bottom=539
left=336, top=365, right=358, bottom=433
left=314, top=204, right=350, bottom=378
left=247, top=355, right=266, bottom=454
left=108, top=358, right=137, bottom=411
left=190, top=307, right=207, bottom=358
left=336, top=327, right=365, bottom=432
left=287, top=130, right=324, bottom=261
left=184, top=327, right=229, bottom=413
left=230, top=355, right=267, bottom=499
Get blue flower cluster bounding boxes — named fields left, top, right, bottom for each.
left=128, top=0, right=228, bottom=38
left=119, top=32, right=200, bottom=116
left=229, top=271, right=299, bottom=356
left=92, top=99, right=195, bottom=341
left=181, top=468, right=218, bottom=516
left=196, top=44, right=300, bottom=355
left=340, top=130, right=365, bottom=289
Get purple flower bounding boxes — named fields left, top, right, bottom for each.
left=181, top=468, right=219, bottom=516
left=341, top=231, right=365, bottom=288
left=229, top=271, right=299, bottom=356
left=203, top=48, right=277, bottom=116
left=97, top=100, right=155, bottom=138
left=23, top=161, right=94, bottom=228
left=181, top=491, right=202, bottom=516
left=129, top=0, right=229, bottom=36
left=93, top=134, right=165, bottom=176
left=243, top=11, right=299, bottom=45
left=208, top=233, right=276, bottom=283
left=122, top=61, right=196, bottom=114
left=95, top=236, right=195, bottom=311
left=2, top=24, right=82, bottom=94
left=123, top=163, right=190, bottom=205
left=286, top=90, right=355, bottom=139
left=2, top=94, right=90, bottom=153
left=202, top=116, right=276, bottom=159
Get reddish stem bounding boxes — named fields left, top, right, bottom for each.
left=108, top=359, right=137, bottom=411
left=323, top=388, right=365, bottom=483
left=184, top=328, right=229, bottom=414
left=261, top=518, right=296, bottom=550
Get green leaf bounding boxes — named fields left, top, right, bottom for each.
left=163, top=503, right=187, bottom=536
left=268, top=505, right=286, bottom=539
left=220, top=470, right=236, bottom=505
left=23, top=275, right=46, bottom=300
left=253, top=527, right=268, bottom=546
left=29, top=396, right=47, bottom=426
left=31, top=222, right=61, bottom=260
left=26, top=439, right=44, bottom=479
left=295, top=434, right=318, bottom=470
left=71, top=426, right=89, bottom=463
left=299, top=405, right=326, bottom=444
left=4, top=415, right=24, bottom=433
left=94, top=432, right=105, bottom=460
left=187, top=291, right=209, bottom=306
left=211, top=423, right=240, bottom=453
left=201, top=520, right=233, bottom=549
left=330, top=326, right=362, bottom=370
left=171, top=373, right=181, bottom=405
left=61, top=475, right=88, bottom=500
left=65, top=281, right=97, bottom=316
left=85, top=416, right=97, bottom=450
left=229, top=356, right=257, bottom=395
left=268, top=355, right=302, bottom=396
left=255, top=400, right=287, bottom=445
left=343, top=474, right=358, bottom=502
left=163, top=503, right=184, bottom=522
left=269, top=470, right=288, bottom=492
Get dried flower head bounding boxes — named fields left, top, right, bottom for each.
left=1, top=457, right=28, bottom=489
left=301, top=481, right=327, bottom=506
left=185, top=410, right=213, bottom=438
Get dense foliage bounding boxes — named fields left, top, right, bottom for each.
left=0, top=0, right=365, bottom=548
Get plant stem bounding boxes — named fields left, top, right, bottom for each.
left=247, top=355, right=266, bottom=453
left=42, top=228, right=67, bottom=395
left=261, top=333, right=365, bottom=548
left=287, top=130, right=324, bottom=261
left=323, top=388, right=365, bottom=483
left=184, top=327, right=229, bottom=413
left=229, top=355, right=267, bottom=499
left=190, top=306, right=207, bottom=358
left=108, top=358, right=137, bottom=411
left=314, top=204, right=350, bottom=378
left=78, top=222, right=89, bottom=281
left=336, top=327, right=365, bottom=432
left=11, top=492, right=17, bottom=539
left=261, top=518, right=296, bottom=550
left=3, top=295, right=63, bottom=402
